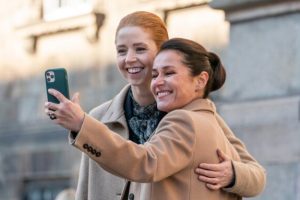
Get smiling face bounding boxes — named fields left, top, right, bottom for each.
left=151, top=50, right=201, bottom=112
left=115, top=26, right=158, bottom=87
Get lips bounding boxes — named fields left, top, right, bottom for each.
left=127, top=67, right=143, bottom=74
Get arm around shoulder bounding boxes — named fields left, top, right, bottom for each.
left=216, top=113, right=266, bottom=197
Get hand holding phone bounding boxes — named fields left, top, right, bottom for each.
left=44, top=68, right=85, bottom=131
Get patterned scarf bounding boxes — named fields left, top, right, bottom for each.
left=124, top=88, right=166, bottom=144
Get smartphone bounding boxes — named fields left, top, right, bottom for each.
left=45, top=68, right=70, bottom=104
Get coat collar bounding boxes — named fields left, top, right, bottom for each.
left=181, top=98, right=216, bottom=114
left=101, top=84, right=130, bottom=124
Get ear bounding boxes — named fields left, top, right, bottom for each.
left=195, top=71, right=209, bottom=92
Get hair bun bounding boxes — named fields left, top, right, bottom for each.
left=208, top=52, right=226, bottom=92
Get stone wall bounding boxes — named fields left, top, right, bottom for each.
left=211, top=0, right=300, bottom=199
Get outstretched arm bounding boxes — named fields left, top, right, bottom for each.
left=45, top=93, right=196, bottom=182
left=70, top=110, right=196, bottom=182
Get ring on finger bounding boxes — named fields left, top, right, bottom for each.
left=49, top=113, right=57, bottom=120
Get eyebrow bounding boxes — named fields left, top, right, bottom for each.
left=152, top=65, right=175, bottom=71
left=117, top=43, right=147, bottom=48
left=133, top=43, right=147, bottom=46
left=116, top=44, right=126, bottom=48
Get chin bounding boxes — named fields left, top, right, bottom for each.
left=157, top=104, right=172, bottom=112
left=157, top=105, right=166, bottom=112
left=129, top=79, right=144, bottom=86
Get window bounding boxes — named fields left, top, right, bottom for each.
left=18, top=0, right=105, bottom=53
left=43, top=0, right=93, bottom=21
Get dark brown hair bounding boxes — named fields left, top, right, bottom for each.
left=159, top=38, right=226, bottom=98
left=115, top=11, right=169, bottom=49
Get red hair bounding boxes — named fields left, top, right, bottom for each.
left=115, top=11, right=169, bottom=49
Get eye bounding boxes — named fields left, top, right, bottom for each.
left=117, top=48, right=127, bottom=56
left=152, top=72, right=158, bottom=79
left=165, top=71, right=175, bottom=76
left=136, top=47, right=147, bottom=53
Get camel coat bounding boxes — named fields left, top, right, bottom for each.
left=71, top=87, right=266, bottom=199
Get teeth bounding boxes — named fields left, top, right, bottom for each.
left=157, top=91, right=170, bottom=97
left=128, top=67, right=143, bottom=74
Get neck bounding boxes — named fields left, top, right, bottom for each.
left=131, top=84, right=155, bottom=106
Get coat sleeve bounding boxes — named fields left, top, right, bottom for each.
left=216, top=113, right=266, bottom=197
left=75, top=153, right=90, bottom=200
left=72, top=110, right=196, bottom=182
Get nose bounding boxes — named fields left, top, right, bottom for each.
left=152, top=74, right=165, bottom=87
left=125, top=50, right=137, bottom=63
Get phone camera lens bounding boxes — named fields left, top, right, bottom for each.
left=47, top=78, right=51, bottom=82
left=46, top=72, right=50, bottom=76
left=50, top=75, right=54, bottom=78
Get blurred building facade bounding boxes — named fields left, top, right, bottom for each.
left=0, top=0, right=299, bottom=199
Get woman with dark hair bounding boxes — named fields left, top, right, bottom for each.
left=45, top=11, right=265, bottom=199
left=45, top=38, right=262, bottom=199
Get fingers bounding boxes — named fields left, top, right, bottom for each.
left=198, top=175, right=220, bottom=184
left=48, top=88, right=68, bottom=103
left=206, top=183, right=221, bottom=190
left=44, top=107, right=57, bottom=120
left=195, top=167, right=220, bottom=178
left=216, top=148, right=230, bottom=162
left=196, top=150, right=234, bottom=190
left=43, top=88, right=84, bottom=132
left=198, top=163, right=223, bottom=171
left=72, top=92, right=80, bottom=104
left=44, top=100, right=61, bottom=121
left=45, top=101, right=59, bottom=112
left=198, top=175, right=223, bottom=190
